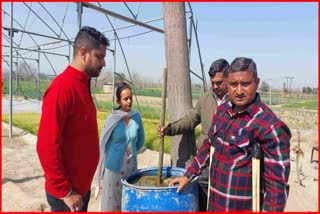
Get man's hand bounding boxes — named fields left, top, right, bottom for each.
left=169, top=176, right=189, bottom=193
left=157, top=124, right=169, bottom=137
left=63, top=191, right=83, bottom=212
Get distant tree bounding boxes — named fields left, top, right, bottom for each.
left=302, top=86, right=312, bottom=94
left=18, top=62, right=36, bottom=80
left=312, top=88, right=318, bottom=94
left=115, top=72, right=127, bottom=82
left=260, top=81, right=270, bottom=93
left=98, top=68, right=113, bottom=84
left=2, top=68, right=9, bottom=80
left=131, top=70, right=143, bottom=89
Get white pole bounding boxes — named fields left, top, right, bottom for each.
left=9, top=2, right=13, bottom=138
left=269, top=82, right=271, bottom=106
left=267, top=79, right=272, bottom=106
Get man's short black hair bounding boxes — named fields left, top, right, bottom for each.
left=208, top=59, right=229, bottom=78
left=73, top=26, right=109, bottom=57
left=226, top=57, right=258, bottom=80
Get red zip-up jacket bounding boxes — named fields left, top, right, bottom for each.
left=37, top=65, right=99, bottom=198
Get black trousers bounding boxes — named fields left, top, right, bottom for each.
left=46, top=190, right=91, bottom=212
left=197, top=167, right=209, bottom=212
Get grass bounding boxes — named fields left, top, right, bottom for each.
left=281, top=100, right=318, bottom=110
left=5, top=78, right=316, bottom=110
left=2, top=112, right=41, bottom=134
left=134, top=88, right=202, bottom=100
left=2, top=105, right=202, bottom=154
left=3, top=83, right=316, bottom=153
left=2, top=79, right=103, bottom=100
left=95, top=101, right=163, bottom=120
left=259, top=92, right=318, bottom=109
left=2, top=111, right=170, bottom=154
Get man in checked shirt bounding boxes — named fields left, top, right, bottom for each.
left=169, top=57, right=291, bottom=211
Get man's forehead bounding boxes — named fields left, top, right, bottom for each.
left=228, top=70, right=255, bottom=77
left=211, top=73, right=224, bottom=81
left=93, top=45, right=106, bottom=54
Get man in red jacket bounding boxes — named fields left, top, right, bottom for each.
left=37, top=26, right=109, bottom=212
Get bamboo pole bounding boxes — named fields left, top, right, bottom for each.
left=157, top=68, right=168, bottom=185
left=252, top=158, right=257, bottom=212
left=296, top=130, right=301, bottom=186
left=256, top=158, right=260, bottom=211
left=207, top=146, right=215, bottom=210
left=252, top=143, right=261, bottom=212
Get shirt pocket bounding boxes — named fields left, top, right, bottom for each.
left=227, top=135, right=251, bottom=162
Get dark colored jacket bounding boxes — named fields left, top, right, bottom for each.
left=167, top=90, right=218, bottom=149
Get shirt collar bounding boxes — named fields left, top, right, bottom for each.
left=225, top=93, right=262, bottom=117
left=66, top=65, right=90, bottom=83
left=212, top=89, right=229, bottom=106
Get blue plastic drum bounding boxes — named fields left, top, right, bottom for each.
left=121, top=166, right=198, bottom=211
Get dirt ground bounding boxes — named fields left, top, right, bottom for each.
left=1, top=95, right=319, bottom=211
left=1, top=122, right=171, bottom=211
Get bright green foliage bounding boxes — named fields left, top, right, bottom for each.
left=2, top=110, right=202, bottom=154
left=2, top=112, right=41, bottom=135
left=281, top=100, right=318, bottom=110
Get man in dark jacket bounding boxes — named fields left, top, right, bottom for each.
left=158, top=58, right=229, bottom=211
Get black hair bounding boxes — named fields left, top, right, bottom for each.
left=226, top=57, right=258, bottom=79
left=115, top=82, right=131, bottom=110
left=208, top=59, right=229, bottom=78
left=73, top=26, right=110, bottom=57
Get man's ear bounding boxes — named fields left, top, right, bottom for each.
left=256, top=77, right=260, bottom=88
left=79, top=47, right=88, bottom=62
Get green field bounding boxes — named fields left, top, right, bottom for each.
left=259, top=92, right=318, bottom=108
left=3, top=79, right=317, bottom=110
left=134, top=88, right=202, bottom=100
left=281, top=100, right=318, bottom=110
left=3, top=89, right=316, bottom=154
left=2, top=109, right=201, bottom=154
left=2, top=80, right=317, bottom=153
left=2, top=79, right=103, bottom=100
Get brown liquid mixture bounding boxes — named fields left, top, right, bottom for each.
left=129, top=175, right=176, bottom=187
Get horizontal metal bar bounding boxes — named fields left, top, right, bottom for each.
left=2, top=26, right=72, bottom=43
left=2, top=45, right=69, bottom=58
left=102, top=17, right=163, bottom=33
left=82, top=2, right=164, bottom=34
left=2, top=55, right=38, bottom=61
left=190, top=69, right=204, bottom=81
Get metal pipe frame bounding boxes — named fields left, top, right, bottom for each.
left=82, top=2, right=164, bottom=34
left=2, top=26, right=72, bottom=43
left=187, top=3, right=206, bottom=91
left=96, top=2, right=141, bottom=113
left=2, top=54, right=39, bottom=61
left=102, top=17, right=163, bottom=34
left=2, top=45, right=70, bottom=58
left=9, top=2, right=13, bottom=137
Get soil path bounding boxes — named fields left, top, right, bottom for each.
left=1, top=123, right=170, bottom=211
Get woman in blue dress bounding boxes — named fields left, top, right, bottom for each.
left=95, top=82, right=145, bottom=211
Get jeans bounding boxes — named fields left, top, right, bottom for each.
left=197, top=167, right=209, bottom=212
left=46, top=190, right=91, bottom=212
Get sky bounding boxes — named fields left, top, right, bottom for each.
left=1, top=2, right=318, bottom=90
